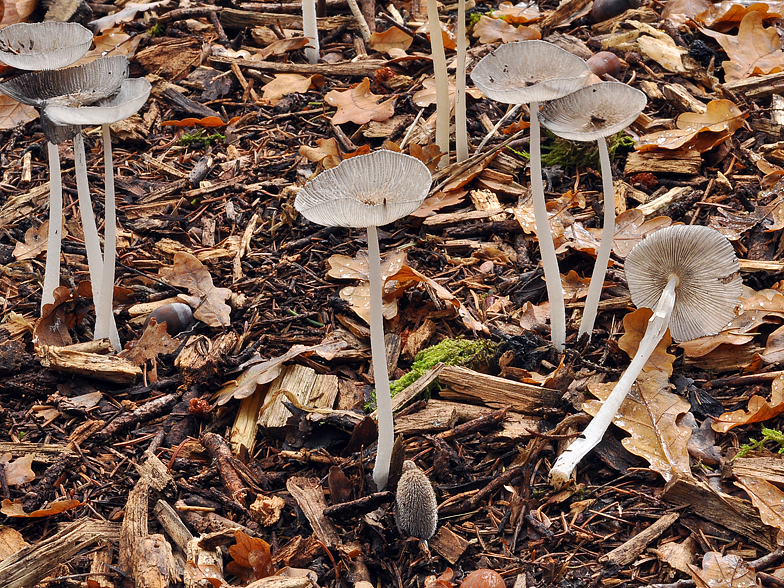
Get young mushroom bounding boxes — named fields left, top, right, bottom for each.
left=396, top=460, right=438, bottom=544
left=549, top=225, right=742, bottom=487
left=471, top=41, right=590, bottom=350
left=539, top=82, right=647, bottom=341
left=294, top=150, right=432, bottom=490
left=45, top=76, right=152, bottom=350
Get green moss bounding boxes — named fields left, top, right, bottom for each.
left=177, top=129, right=225, bottom=148
left=505, top=131, right=635, bottom=168
left=734, top=426, right=784, bottom=459
left=148, top=22, right=166, bottom=37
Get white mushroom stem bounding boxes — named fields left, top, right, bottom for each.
left=41, top=141, right=63, bottom=310
left=578, top=137, right=614, bottom=340
left=454, top=0, right=468, bottom=163
left=368, top=224, right=393, bottom=491
left=426, top=0, right=450, bottom=167
left=302, top=0, right=319, bottom=64
left=74, top=131, right=104, bottom=304
left=93, top=123, right=121, bottom=351
left=530, top=103, right=566, bottom=351
left=549, top=274, right=678, bottom=488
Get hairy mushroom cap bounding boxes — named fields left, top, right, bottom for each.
left=470, top=40, right=590, bottom=105
left=294, top=150, right=432, bottom=228
left=0, top=22, right=93, bottom=70
left=44, top=77, right=152, bottom=126
left=539, top=81, right=647, bottom=141
left=395, top=460, right=438, bottom=541
left=624, top=225, right=742, bottom=341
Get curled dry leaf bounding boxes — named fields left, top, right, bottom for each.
left=368, top=27, right=413, bottom=55
left=562, top=270, right=592, bottom=301
left=688, top=552, right=757, bottom=588
left=735, top=475, right=784, bottom=532
left=0, top=498, right=82, bottom=518
left=471, top=15, right=541, bottom=44
left=491, top=1, right=540, bottom=24
left=409, top=143, right=444, bottom=172
left=696, top=0, right=781, bottom=32
left=325, top=78, right=396, bottom=125
left=413, top=78, right=483, bottom=108
left=611, top=210, right=673, bottom=258
left=712, top=374, right=784, bottom=433
left=636, top=100, right=747, bottom=153
left=411, top=189, right=467, bottom=217
left=260, top=73, right=319, bottom=106
left=13, top=220, right=48, bottom=261
left=227, top=530, right=274, bottom=582
left=661, top=0, right=712, bottom=25
left=119, top=319, right=180, bottom=383
left=159, top=252, right=232, bottom=328
left=34, top=286, right=78, bottom=348
left=0, top=453, right=34, bottom=486
left=655, top=536, right=699, bottom=574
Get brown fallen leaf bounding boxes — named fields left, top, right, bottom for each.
left=368, top=27, right=413, bottom=55
left=409, top=143, right=444, bottom=172
left=700, top=11, right=784, bottom=81
left=257, top=37, right=311, bottom=59
left=0, top=498, right=82, bottom=518
left=410, top=189, right=467, bottom=217
left=79, top=27, right=139, bottom=64
left=325, top=78, right=396, bottom=125
left=492, top=1, right=540, bottom=24
left=688, top=552, right=757, bottom=588
left=34, top=286, right=78, bottom=347
left=562, top=270, right=592, bottom=301
left=656, top=536, right=699, bottom=574
left=636, top=100, right=746, bottom=153
left=412, top=78, right=483, bottom=108
left=119, top=319, right=180, bottom=382
left=184, top=562, right=229, bottom=588
left=415, top=20, right=458, bottom=50
left=0, top=526, right=28, bottom=560
left=471, top=15, right=541, bottom=44
left=735, top=474, right=784, bottom=532
left=12, top=220, right=48, bottom=261
left=227, top=530, right=274, bottom=582
left=712, top=374, right=784, bottom=433
left=698, top=1, right=782, bottom=34
left=0, top=94, right=37, bottom=130
left=159, top=252, right=231, bottom=328
left=661, top=0, right=712, bottom=25
left=0, top=453, right=34, bottom=485
left=260, top=73, right=317, bottom=106
left=610, top=210, right=673, bottom=258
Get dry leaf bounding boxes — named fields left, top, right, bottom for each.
left=0, top=526, right=28, bottom=561
left=34, top=286, right=77, bottom=347
left=0, top=94, right=37, bottom=130
left=339, top=284, right=400, bottom=324
left=119, top=320, right=180, bottom=382
left=409, top=143, right=444, bottom=172
left=412, top=78, right=483, bottom=108
left=712, top=374, right=784, bottom=433
left=661, top=0, right=712, bottom=24
left=688, top=552, right=757, bottom=588
left=697, top=1, right=782, bottom=33
left=325, top=78, right=396, bottom=125
left=159, top=252, right=231, bottom=328
left=517, top=300, right=550, bottom=331
left=636, top=100, right=746, bottom=153
left=227, top=530, right=274, bottom=582
left=761, top=323, right=784, bottom=364
left=410, top=189, right=467, bottom=217
left=13, top=221, right=47, bottom=261
left=184, top=562, right=229, bottom=588
left=611, top=211, right=673, bottom=258
left=260, top=73, right=316, bottom=105
left=656, top=536, right=699, bottom=574
left=700, top=11, right=784, bottom=81
left=0, top=453, right=34, bottom=485
left=735, top=475, right=784, bottom=532
left=562, top=270, right=592, bottom=301
left=79, top=28, right=138, bottom=63
left=368, top=27, right=413, bottom=55
left=161, top=116, right=237, bottom=128
left=90, top=0, right=170, bottom=33
left=327, top=250, right=407, bottom=281
left=415, top=20, right=458, bottom=50
left=492, top=1, right=540, bottom=24
left=257, top=37, right=310, bottom=59
left=471, top=15, right=540, bottom=44
left=0, top=498, right=82, bottom=517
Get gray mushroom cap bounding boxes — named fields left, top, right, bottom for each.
left=44, top=77, right=151, bottom=126
left=0, top=22, right=93, bottom=70
left=470, top=40, right=591, bottom=105
left=0, top=55, right=129, bottom=108
left=624, top=225, right=742, bottom=342
left=294, top=150, right=432, bottom=228
left=539, top=82, right=647, bottom=141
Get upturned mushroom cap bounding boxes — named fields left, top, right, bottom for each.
left=45, top=77, right=152, bottom=126
left=470, top=40, right=591, bottom=105
left=539, top=81, right=647, bottom=141
left=624, top=225, right=742, bottom=341
left=0, top=22, right=93, bottom=70
left=294, top=150, right=432, bottom=228
left=0, top=55, right=129, bottom=108
left=395, top=460, right=438, bottom=541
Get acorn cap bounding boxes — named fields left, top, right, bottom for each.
left=395, top=460, right=438, bottom=541
left=45, top=77, right=151, bottom=126
left=624, top=225, right=742, bottom=341
left=294, top=150, right=432, bottom=228
left=470, top=40, right=591, bottom=105
left=539, top=81, right=647, bottom=141
left=0, top=56, right=129, bottom=109
left=0, top=22, right=93, bottom=70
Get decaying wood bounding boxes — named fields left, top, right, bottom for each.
left=636, top=187, right=693, bottom=217
left=96, top=394, right=179, bottom=441
left=394, top=401, right=458, bottom=435
left=624, top=151, right=702, bottom=176
left=599, top=512, right=679, bottom=566
left=89, top=545, right=114, bottom=588
left=732, top=457, right=784, bottom=485
left=137, top=450, right=177, bottom=498
left=209, top=55, right=387, bottom=76
left=201, top=432, right=250, bottom=504
left=430, top=525, right=470, bottom=564
left=372, top=363, right=444, bottom=419
left=232, top=389, right=265, bottom=455
left=0, top=519, right=120, bottom=588
left=437, top=365, right=561, bottom=413
left=154, top=500, right=195, bottom=552
left=723, top=72, right=784, bottom=99
left=37, top=344, right=141, bottom=384
left=220, top=7, right=356, bottom=30
left=323, top=491, right=395, bottom=518
left=286, top=477, right=342, bottom=548
left=662, top=475, right=777, bottom=551
left=0, top=442, right=74, bottom=462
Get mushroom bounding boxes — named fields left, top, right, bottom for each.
left=471, top=41, right=590, bottom=350
left=0, top=22, right=92, bottom=71
left=395, top=460, right=438, bottom=543
left=294, top=150, right=431, bottom=490
left=0, top=54, right=128, bottom=312
left=549, top=225, right=742, bottom=487
left=302, top=0, right=319, bottom=64
left=539, top=82, right=647, bottom=341
left=454, top=0, right=468, bottom=162
left=45, top=76, right=152, bottom=350
left=426, top=0, right=450, bottom=165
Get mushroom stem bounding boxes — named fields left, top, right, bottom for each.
left=578, top=137, right=614, bottom=340
left=530, top=103, right=566, bottom=351
left=549, top=274, right=678, bottom=487
left=94, top=123, right=121, bottom=351
left=302, top=0, right=319, bottom=64
left=41, top=141, right=63, bottom=310
left=74, top=131, right=104, bottom=303
left=454, top=0, right=468, bottom=163
left=368, top=224, right=393, bottom=491
left=426, top=0, right=450, bottom=167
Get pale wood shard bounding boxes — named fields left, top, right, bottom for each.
left=37, top=344, right=141, bottom=384
left=0, top=519, right=120, bottom=588
left=370, top=364, right=445, bottom=420
left=624, top=150, right=702, bottom=176
left=258, top=365, right=339, bottom=429
left=402, top=319, right=437, bottom=360
left=0, top=442, right=75, bottom=463
left=422, top=208, right=506, bottom=227
left=137, top=451, right=177, bottom=498
left=394, top=402, right=458, bottom=435
left=231, top=389, right=265, bottom=456
left=244, top=576, right=316, bottom=588
left=429, top=400, right=540, bottom=441
left=430, top=525, right=470, bottom=564
left=662, top=84, right=707, bottom=114
left=437, top=365, right=561, bottom=413
left=185, top=536, right=223, bottom=588
left=89, top=545, right=114, bottom=588
left=662, top=475, right=777, bottom=551
left=470, top=189, right=507, bottom=222
left=0, top=183, right=48, bottom=232
left=209, top=55, right=385, bottom=76
left=723, top=71, right=784, bottom=99
left=598, top=512, right=679, bottom=566
left=154, top=500, right=195, bottom=553
left=732, top=457, right=784, bottom=485
left=739, top=259, right=784, bottom=272
left=635, top=186, right=693, bottom=217
left=286, top=477, right=342, bottom=548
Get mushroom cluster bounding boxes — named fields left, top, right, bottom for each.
left=0, top=23, right=151, bottom=350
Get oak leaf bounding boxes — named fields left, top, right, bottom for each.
left=260, top=73, right=317, bottom=106
left=0, top=94, right=37, bottom=130
left=410, top=189, right=467, bottom=217
left=471, top=15, right=540, bottom=44
left=610, top=210, right=672, bottom=258
left=412, top=78, right=483, bottom=108
left=700, top=11, right=784, bottom=81
left=325, top=78, right=396, bottom=125
left=13, top=221, right=48, bottom=261
left=119, top=320, right=180, bottom=382
left=159, top=252, right=231, bottom=327
left=409, top=143, right=444, bottom=172
left=492, top=1, right=540, bottom=24
left=0, top=453, right=34, bottom=485
left=227, top=530, right=274, bottom=582
left=688, top=552, right=756, bottom=588
left=697, top=1, right=782, bottom=33
left=735, top=474, right=784, bottom=532
left=368, top=27, right=413, bottom=55
left=0, top=498, right=82, bottom=517
left=712, top=374, right=784, bottom=433
left=661, top=0, right=711, bottom=24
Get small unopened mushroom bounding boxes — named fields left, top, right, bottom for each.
left=471, top=41, right=591, bottom=351
left=294, top=150, right=431, bottom=490
left=549, top=225, right=742, bottom=487
left=540, top=82, right=647, bottom=341
left=395, top=460, right=438, bottom=542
